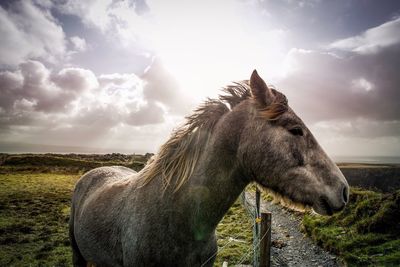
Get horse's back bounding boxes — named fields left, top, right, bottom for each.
left=73, top=166, right=135, bottom=200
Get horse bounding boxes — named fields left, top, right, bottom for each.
left=69, top=70, right=349, bottom=267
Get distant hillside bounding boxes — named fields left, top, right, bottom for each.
left=1, top=154, right=400, bottom=192
left=338, top=163, right=400, bottom=193
left=0, top=153, right=153, bottom=174
left=0, top=141, right=148, bottom=154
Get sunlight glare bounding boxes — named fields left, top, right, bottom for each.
left=143, top=0, right=288, bottom=100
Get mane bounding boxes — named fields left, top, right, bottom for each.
left=138, top=81, right=288, bottom=192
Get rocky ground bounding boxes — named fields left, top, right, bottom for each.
left=244, top=192, right=340, bottom=267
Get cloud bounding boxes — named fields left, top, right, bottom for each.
left=0, top=60, right=98, bottom=113
left=52, top=67, right=98, bottom=92
left=0, top=1, right=66, bottom=67
left=2, top=0, right=399, bottom=155
left=98, top=73, right=141, bottom=87
left=69, top=36, right=87, bottom=52
left=55, top=0, right=114, bottom=31
left=0, top=71, right=24, bottom=109
left=313, top=119, right=400, bottom=139
left=351, top=78, right=374, bottom=92
left=279, top=43, right=400, bottom=125
left=54, top=0, right=290, bottom=95
left=310, top=119, right=400, bottom=157
left=0, top=59, right=192, bottom=151
left=125, top=101, right=164, bottom=126
left=264, top=15, right=400, bottom=156
left=142, top=59, right=195, bottom=115
left=279, top=37, right=400, bottom=155
left=330, top=17, right=400, bottom=54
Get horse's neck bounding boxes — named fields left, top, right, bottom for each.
left=182, top=131, right=249, bottom=241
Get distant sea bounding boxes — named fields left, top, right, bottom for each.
left=333, top=156, right=400, bottom=164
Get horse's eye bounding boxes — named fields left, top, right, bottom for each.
left=289, top=127, right=303, bottom=136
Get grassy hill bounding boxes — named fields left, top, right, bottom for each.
left=302, top=188, right=400, bottom=266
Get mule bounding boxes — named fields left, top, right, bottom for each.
left=69, top=70, right=349, bottom=267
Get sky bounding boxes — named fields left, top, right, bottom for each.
left=0, top=0, right=400, bottom=156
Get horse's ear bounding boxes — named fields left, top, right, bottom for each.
left=250, top=70, right=273, bottom=106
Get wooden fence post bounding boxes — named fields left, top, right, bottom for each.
left=253, top=188, right=261, bottom=266
left=259, top=212, right=272, bottom=267
left=240, top=189, right=273, bottom=267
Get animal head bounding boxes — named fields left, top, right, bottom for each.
left=237, top=70, right=349, bottom=215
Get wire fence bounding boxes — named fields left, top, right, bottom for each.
left=204, top=187, right=271, bottom=267
left=241, top=186, right=272, bottom=267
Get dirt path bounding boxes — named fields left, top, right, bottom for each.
left=244, top=192, right=340, bottom=267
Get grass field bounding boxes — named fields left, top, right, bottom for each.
left=1, top=154, right=399, bottom=266
left=214, top=201, right=253, bottom=266
left=302, top=188, right=400, bottom=266
left=0, top=173, right=78, bottom=266
left=0, top=169, right=253, bottom=266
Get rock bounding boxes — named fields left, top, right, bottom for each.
left=272, top=239, right=287, bottom=249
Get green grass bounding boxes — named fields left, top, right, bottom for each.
left=0, top=173, right=79, bottom=266
left=0, top=169, right=253, bottom=266
left=214, top=201, right=253, bottom=266
left=2, top=154, right=399, bottom=267
left=302, top=188, right=400, bottom=267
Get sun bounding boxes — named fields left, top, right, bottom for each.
left=138, top=0, right=289, bottom=101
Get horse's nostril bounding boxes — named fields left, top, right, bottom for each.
left=342, top=185, right=348, bottom=204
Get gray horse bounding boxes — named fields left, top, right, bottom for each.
left=69, top=70, right=349, bottom=267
